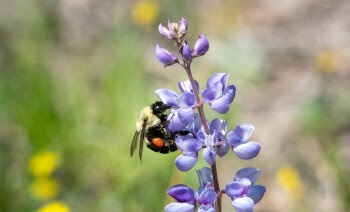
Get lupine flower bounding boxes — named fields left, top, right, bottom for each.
left=156, top=44, right=178, bottom=66
left=202, top=73, right=236, bottom=114
left=175, top=134, right=202, bottom=171
left=182, top=42, right=192, bottom=61
left=209, top=118, right=230, bottom=157
left=195, top=118, right=231, bottom=166
left=192, top=34, right=209, bottom=57
left=166, top=184, right=196, bottom=212
left=227, top=124, right=261, bottom=160
left=158, top=17, right=188, bottom=40
left=195, top=167, right=217, bottom=211
left=225, top=168, right=266, bottom=212
left=178, top=17, right=188, bottom=39
left=155, top=80, right=198, bottom=132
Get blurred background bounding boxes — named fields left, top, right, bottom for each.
left=0, top=0, right=350, bottom=211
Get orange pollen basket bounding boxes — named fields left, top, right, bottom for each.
left=152, top=138, right=165, bottom=147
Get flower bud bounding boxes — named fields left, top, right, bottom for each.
left=168, top=20, right=178, bottom=39
left=158, top=23, right=170, bottom=39
left=178, top=17, right=188, bottom=38
left=193, top=34, right=209, bottom=57
left=182, top=42, right=192, bottom=61
left=156, top=44, right=178, bottom=66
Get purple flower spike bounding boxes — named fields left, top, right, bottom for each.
left=165, top=202, right=194, bottom=212
left=182, top=42, right=192, bottom=61
left=156, top=44, right=178, bottom=66
left=178, top=17, right=188, bottom=38
left=193, top=34, right=209, bottom=57
left=167, top=184, right=195, bottom=203
left=158, top=23, right=170, bottom=39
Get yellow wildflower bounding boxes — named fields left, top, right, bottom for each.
left=316, top=49, right=340, bottom=74
left=37, top=201, right=70, bottom=212
left=28, top=151, right=60, bottom=177
left=132, top=0, right=158, bottom=27
left=31, top=178, right=59, bottom=200
left=276, top=165, right=304, bottom=200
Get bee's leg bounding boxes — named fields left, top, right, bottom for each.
left=146, top=143, right=159, bottom=152
left=159, top=146, right=170, bottom=154
left=169, top=143, right=178, bottom=152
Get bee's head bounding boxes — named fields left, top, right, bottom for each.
left=152, top=101, right=171, bottom=115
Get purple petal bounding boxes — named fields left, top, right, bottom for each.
left=165, top=202, right=194, bottom=212
left=167, top=110, right=187, bottom=132
left=234, top=168, right=261, bottom=185
left=197, top=188, right=217, bottom=205
left=158, top=23, right=170, bottom=38
left=209, top=118, right=227, bottom=135
left=182, top=42, right=192, bottom=61
left=206, top=73, right=228, bottom=89
left=156, top=44, right=178, bottom=66
left=202, top=148, right=216, bottom=166
left=223, top=85, right=236, bottom=104
left=178, top=80, right=199, bottom=93
left=189, top=113, right=202, bottom=135
left=225, top=181, right=248, bottom=198
left=227, top=124, right=255, bottom=145
left=167, top=20, right=177, bottom=39
left=155, top=89, right=179, bottom=107
left=216, top=143, right=230, bottom=157
left=202, top=87, right=221, bottom=103
left=175, top=152, right=198, bottom=172
left=247, top=185, right=266, bottom=204
left=167, top=184, right=195, bottom=203
left=196, top=167, right=213, bottom=189
left=192, top=34, right=209, bottom=57
left=176, top=138, right=202, bottom=153
left=178, top=17, right=188, bottom=38
left=177, top=108, right=195, bottom=126
left=232, top=197, right=254, bottom=212
left=178, top=92, right=196, bottom=108
left=198, top=205, right=215, bottom=212
left=210, top=96, right=229, bottom=114
left=233, top=141, right=261, bottom=160
left=196, top=130, right=206, bottom=143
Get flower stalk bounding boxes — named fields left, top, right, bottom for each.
left=183, top=62, right=222, bottom=212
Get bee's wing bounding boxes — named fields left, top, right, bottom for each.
left=130, top=131, right=140, bottom=157
left=139, top=121, right=147, bottom=162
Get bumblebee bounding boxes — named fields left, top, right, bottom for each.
left=130, top=101, right=180, bottom=161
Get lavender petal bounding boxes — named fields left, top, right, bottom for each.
left=232, top=197, right=254, bottom=212
left=155, top=89, right=179, bottom=107
left=156, top=44, right=178, bottom=66
left=210, top=96, right=229, bottom=114
left=233, top=141, right=261, bottom=160
left=175, top=152, right=198, bottom=172
left=165, top=202, right=195, bottom=212
left=167, top=184, right=195, bottom=203
left=192, top=34, right=209, bottom=57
